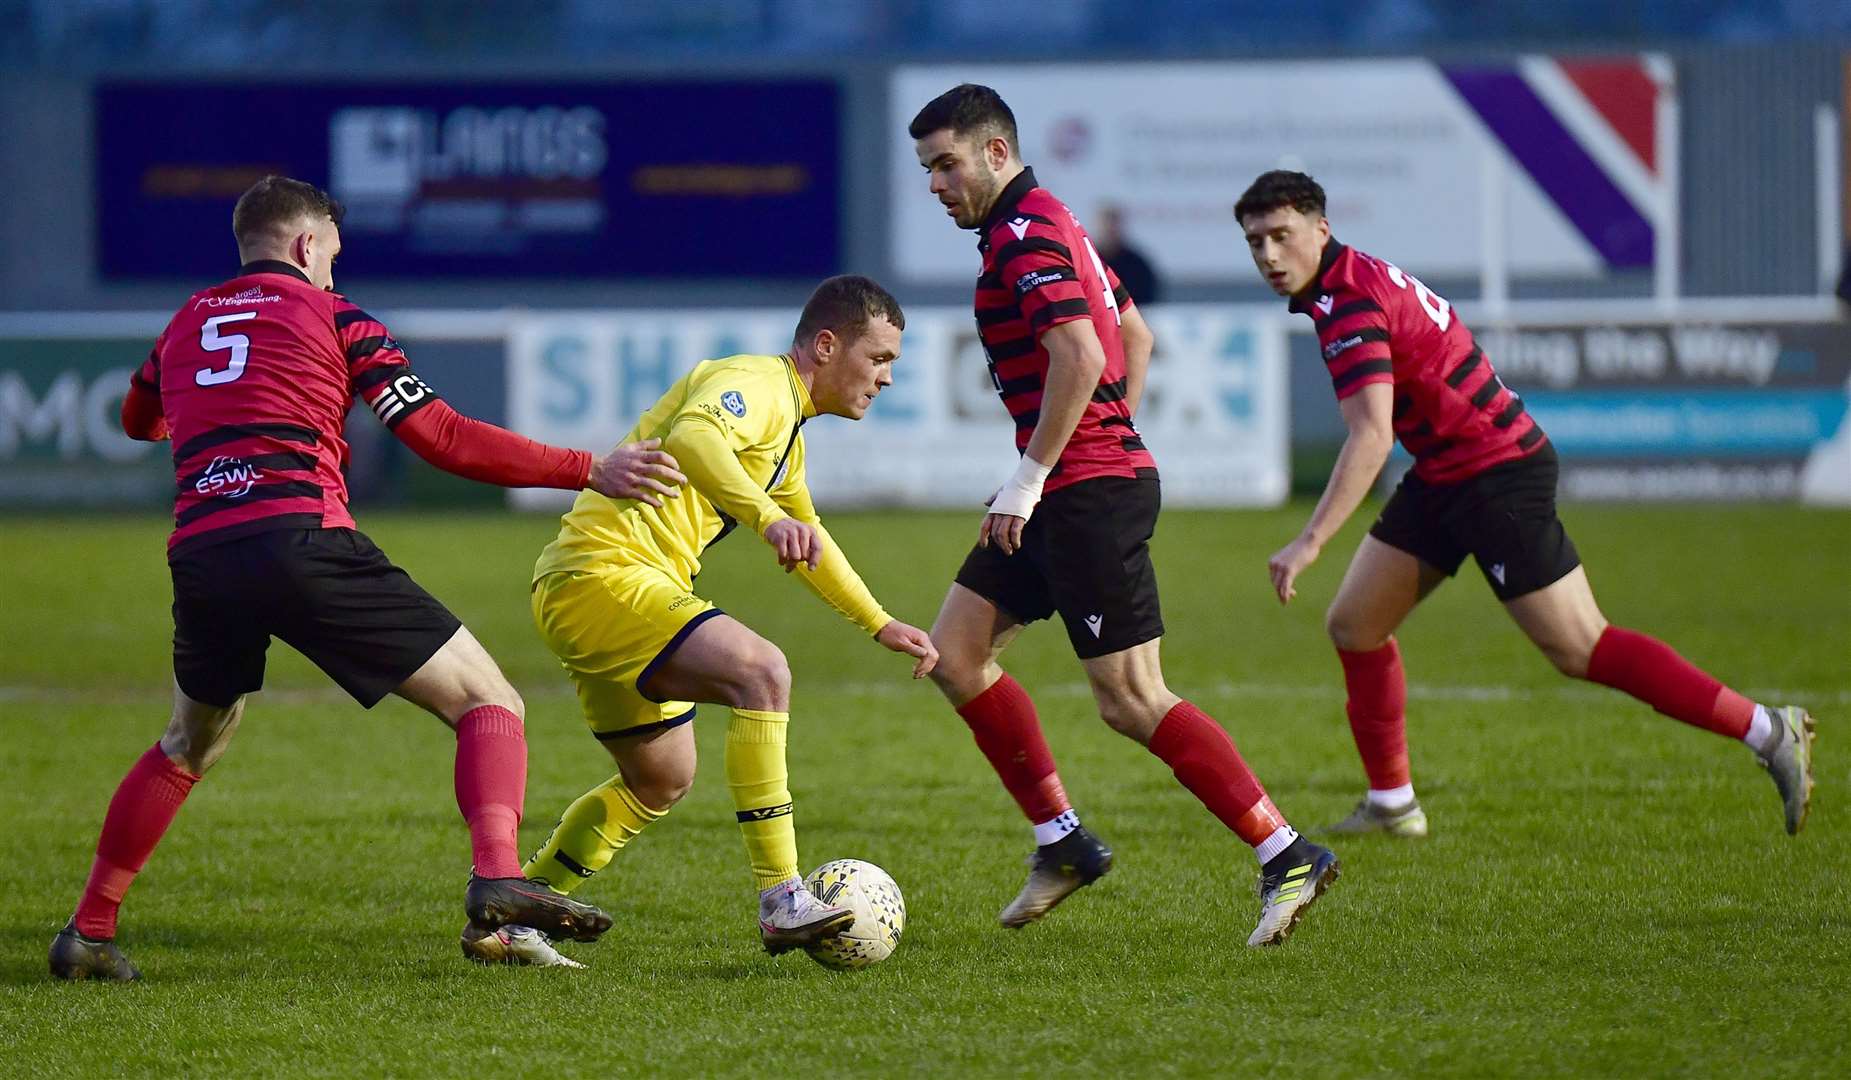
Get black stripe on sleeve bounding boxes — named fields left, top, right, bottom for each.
left=353, top=364, right=411, bottom=393
left=1120, top=436, right=1147, bottom=453
left=334, top=308, right=378, bottom=330
left=1491, top=397, right=1527, bottom=428
left=1392, top=395, right=1413, bottom=421
left=1444, top=347, right=1484, bottom=388
left=1314, top=299, right=1385, bottom=329
left=173, top=422, right=319, bottom=463
left=1517, top=426, right=1546, bottom=450
left=1092, top=376, right=1128, bottom=404
left=977, top=270, right=1002, bottom=290
left=1100, top=415, right=1134, bottom=429
left=131, top=370, right=157, bottom=392
left=175, top=479, right=323, bottom=528
left=994, top=237, right=1074, bottom=268
left=1330, top=359, right=1394, bottom=393
left=1011, top=409, right=1040, bottom=430
left=1470, top=377, right=1504, bottom=409
left=344, top=335, right=389, bottom=363
left=1112, top=284, right=1131, bottom=308
left=1028, top=297, right=1093, bottom=331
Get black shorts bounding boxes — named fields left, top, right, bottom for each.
left=955, top=472, right=1165, bottom=659
left=1369, top=444, right=1581, bottom=601
left=169, top=527, right=462, bottom=708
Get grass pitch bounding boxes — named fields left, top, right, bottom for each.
left=2, top=503, right=1847, bottom=1078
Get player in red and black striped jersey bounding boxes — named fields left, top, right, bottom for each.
left=1237, top=169, right=1814, bottom=840
left=51, top=176, right=687, bottom=981
left=909, top=86, right=1336, bottom=948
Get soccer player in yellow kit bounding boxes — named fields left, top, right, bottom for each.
left=466, top=276, right=938, bottom=965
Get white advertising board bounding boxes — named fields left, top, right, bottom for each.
left=507, top=305, right=1288, bottom=511
left=890, top=59, right=1672, bottom=284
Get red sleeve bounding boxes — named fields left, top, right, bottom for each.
left=1314, top=292, right=1394, bottom=400
left=393, top=398, right=592, bottom=490
left=120, top=378, right=168, bottom=441
left=995, top=222, right=1094, bottom=335
left=121, top=335, right=168, bottom=440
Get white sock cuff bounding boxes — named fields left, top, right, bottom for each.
left=1254, top=824, right=1298, bottom=864
left=1744, top=705, right=1775, bottom=753
left=1367, top=783, right=1416, bottom=808
left=1033, top=809, right=1081, bottom=847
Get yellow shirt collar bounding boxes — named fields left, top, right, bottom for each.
left=782, top=352, right=817, bottom=419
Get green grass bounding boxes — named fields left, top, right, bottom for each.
left=2, top=503, right=1847, bottom=1078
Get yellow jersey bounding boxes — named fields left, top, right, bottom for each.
left=533, top=352, right=891, bottom=635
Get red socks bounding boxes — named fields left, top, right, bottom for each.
left=453, top=705, right=527, bottom=879
left=955, top=674, right=1071, bottom=824
left=1585, top=626, right=1754, bottom=739
left=73, top=744, right=201, bottom=939
left=1337, top=641, right=1412, bottom=790
left=1147, top=701, right=1285, bottom=847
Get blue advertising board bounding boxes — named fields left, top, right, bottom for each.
left=95, top=81, right=839, bottom=280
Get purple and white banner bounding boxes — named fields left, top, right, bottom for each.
left=890, top=57, right=1673, bottom=284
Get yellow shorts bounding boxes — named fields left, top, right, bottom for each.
left=530, top=566, right=719, bottom=739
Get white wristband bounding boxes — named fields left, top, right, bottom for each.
left=988, top=456, right=1053, bottom=519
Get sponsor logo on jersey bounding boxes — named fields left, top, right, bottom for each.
left=1016, top=269, right=1066, bottom=295
left=721, top=390, right=747, bottom=417
left=195, top=455, right=264, bottom=498
left=195, top=286, right=282, bottom=310
left=1323, top=334, right=1365, bottom=360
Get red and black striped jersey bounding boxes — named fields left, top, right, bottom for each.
left=974, top=168, right=1155, bottom=494
left=1289, top=242, right=1545, bottom=485
left=135, top=262, right=443, bottom=555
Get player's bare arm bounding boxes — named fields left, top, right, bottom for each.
left=982, top=318, right=1108, bottom=555
left=1118, top=303, right=1154, bottom=417
left=1270, top=382, right=1394, bottom=605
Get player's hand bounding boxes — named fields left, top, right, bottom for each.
left=764, top=518, right=823, bottom=573
left=979, top=511, right=1030, bottom=555
left=1268, top=533, right=1323, bottom=605
left=589, top=438, right=685, bottom=507
left=875, top=619, right=939, bottom=679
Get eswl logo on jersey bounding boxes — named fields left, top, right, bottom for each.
left=195, top=455, right=264, bottom=498
left=721, top=390, right=747, bottom=417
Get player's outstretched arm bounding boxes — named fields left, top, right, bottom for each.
left=587, top=439, right=686, bottom=506
left=661, top=415, right=792, bottom=539
left=120, top=378, right=168, bottom=442
left=1269, top=382, right=1395, bottom=604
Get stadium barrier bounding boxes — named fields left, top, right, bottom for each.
left=1, top=299, right=1845, bottom=511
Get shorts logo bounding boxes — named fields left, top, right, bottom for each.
left=1489, top=563, right=1507, bottom=586
left=195, top=455, right=263, bottom=498
left=1083, top=613, right=1103, bottom=638
left=721, top=390, right=747, bottom=417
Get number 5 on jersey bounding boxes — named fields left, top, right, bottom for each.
left=198, top=311, right=258, bottom=386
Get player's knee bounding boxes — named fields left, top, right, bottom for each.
left=737, top=643, right=791, bottom=710
left=1095, top=690, right=1162, bottom=744
left=1325, top=606, right=1388, bottom=653
left=925, top=635, right=987, bottom=702
left=630, top=769, right=693, bottom=811
left=1541, top=638, right=1593, bottom=679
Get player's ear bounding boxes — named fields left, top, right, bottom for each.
left=813, top=328, right=837, bottom=364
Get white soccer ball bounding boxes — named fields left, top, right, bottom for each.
left=802, top=858, right=905, bottom=970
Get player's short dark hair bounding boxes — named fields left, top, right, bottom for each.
left=907, top=83, right=1019, bottom=155
left=794, top=275, right=905, bottom=349
left=1234, top=171, right=1327, bottom=225
left=232, top=175, right=346, bottom=251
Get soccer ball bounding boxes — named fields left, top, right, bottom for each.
left=802, top=859, right=905, bottom=970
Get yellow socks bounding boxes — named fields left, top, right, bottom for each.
left=523, top=775, right=665, bottom=895
left=726, top=708, right=800, bottom=890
